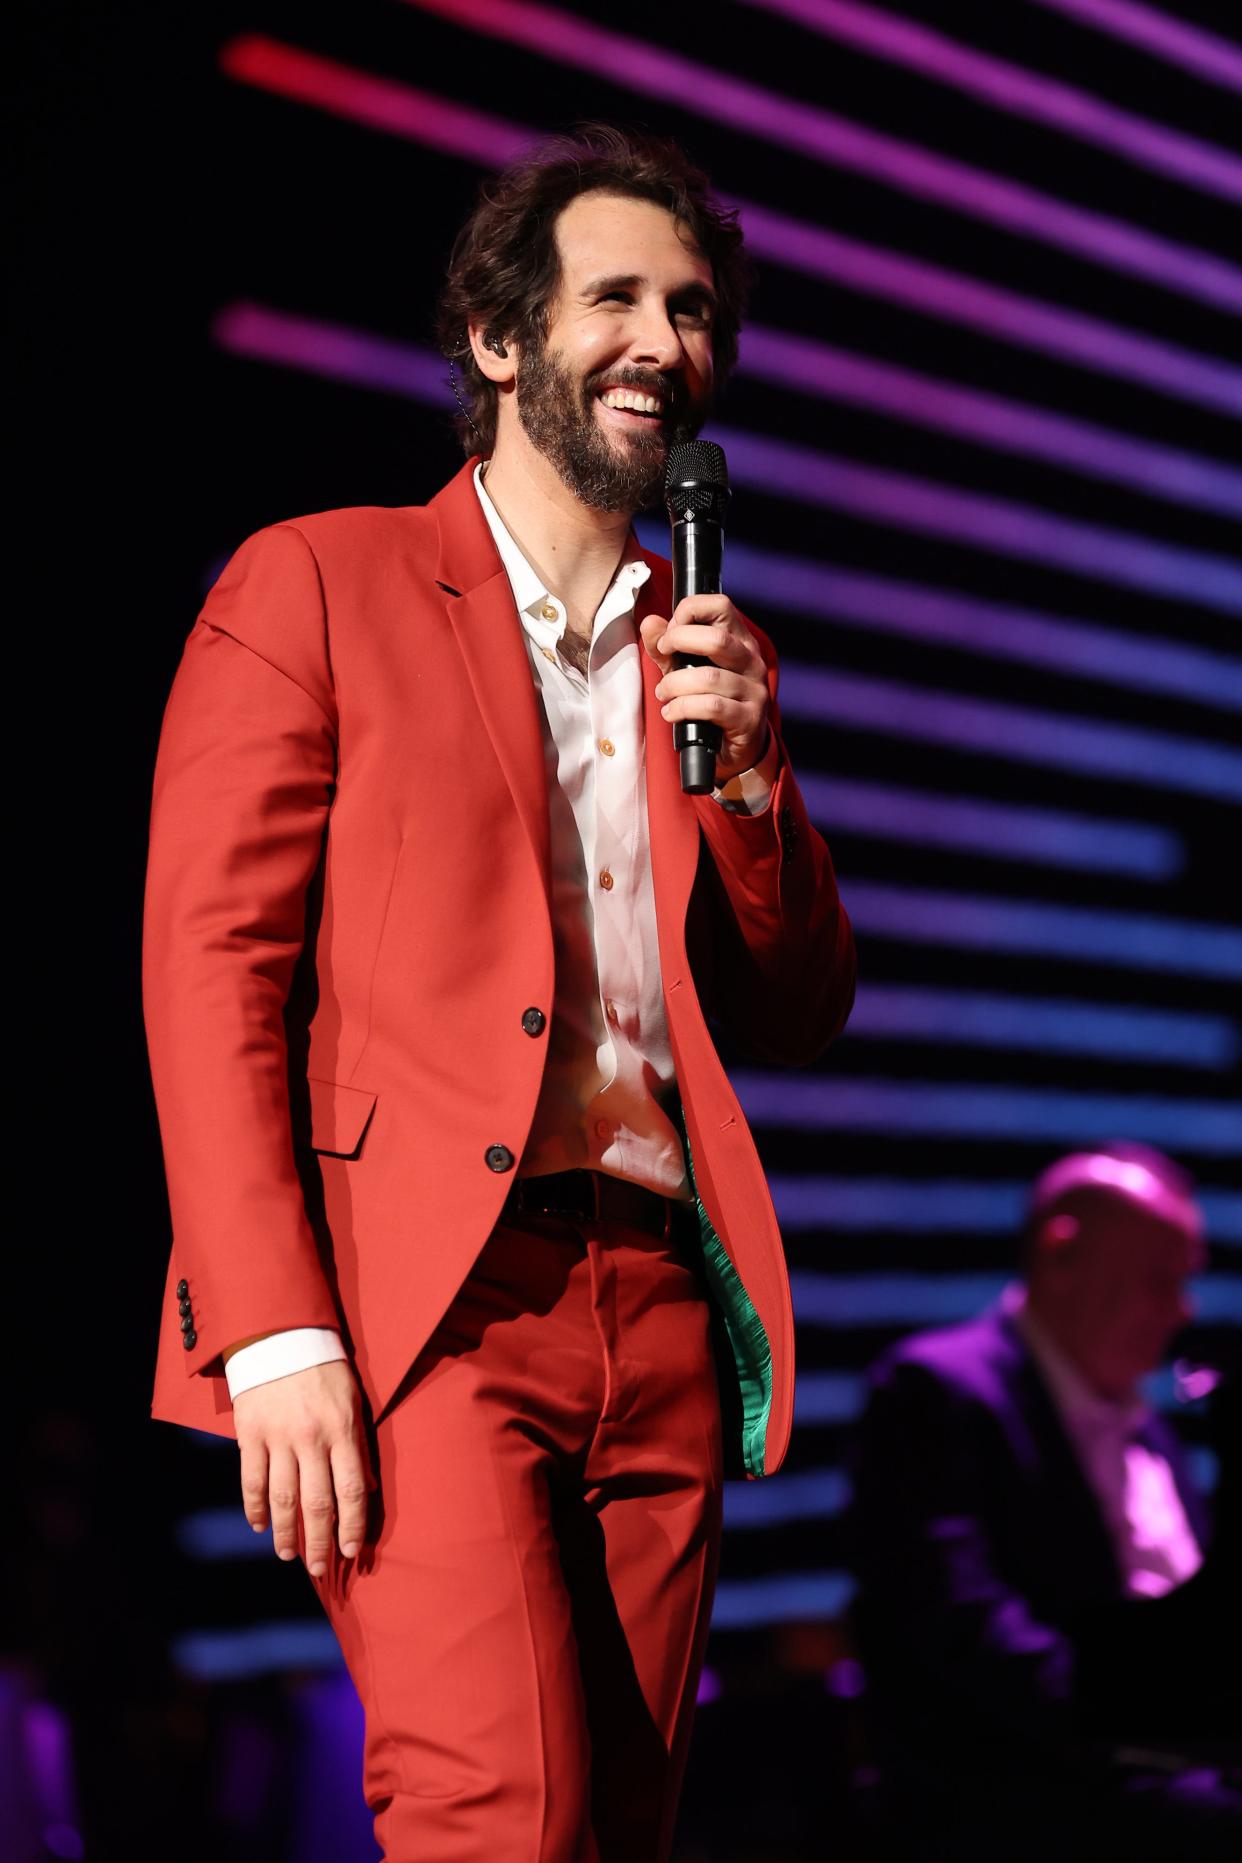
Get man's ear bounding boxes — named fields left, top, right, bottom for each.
left=467, top=322, right=517, bottom=384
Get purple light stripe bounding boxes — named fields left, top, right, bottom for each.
left=219, top=34, right=529, bottom=161
left=781, top=663, right=1242, bottom=801
left=733, top=1075, right=1242, bottom=1152
left=842, top=880, right=1242, bottom=979
left=405, top=0, right=1242, bottom=315
left=717, top=540, right=1242, bottom=714
left=740, top=326, right=1242, bottom=518
left=772, top=1177, right=1242, bottom=1238
left=220, top=34, right=1242, bottom=419
left=211, top=301, right=1242, bottom=622
left=742, top=0, right=1242, bottom=204
left=1027, top=0, right=1242, bottom=98
left=798, top=773, right=1182, bottom=876
left=790, top=1270, right=1242, bottom=1322
left=716, top=425, right=1242, bottom=616
left=724, top=1466, right=851, bottom=1527
left=735, top=201, right=1242, bottom=420
left=842, top=985, right=1237, bottom=1069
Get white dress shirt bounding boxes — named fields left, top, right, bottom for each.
left=1010, top=1289, right=1203, bottom=1599
left=224, top=468, right=777, bottom=1400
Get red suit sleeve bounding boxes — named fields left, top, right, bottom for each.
left=692, top=617, right=855, bottom=1065
left=143, top=524, right=342, bottom=1374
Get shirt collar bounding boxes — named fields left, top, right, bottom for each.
left=472, top=462, right=650, bottom=652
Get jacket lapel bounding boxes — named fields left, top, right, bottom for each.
left=432, top=461, right=551, bottom=898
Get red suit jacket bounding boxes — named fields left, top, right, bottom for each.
left=144, top=458, right=855, bottom=1475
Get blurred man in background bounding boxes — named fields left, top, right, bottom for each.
left=851, top=1144, right=1240, bottom=1859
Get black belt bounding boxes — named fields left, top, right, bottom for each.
left=503, top=1169, right=686, bottom=1239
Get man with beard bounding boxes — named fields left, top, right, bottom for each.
left=144, top=125, right=855, bottom=1859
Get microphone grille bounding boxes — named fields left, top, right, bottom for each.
left=665, top=441, right=729, bottom=517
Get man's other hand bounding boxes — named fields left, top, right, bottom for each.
left=233, top=1360, right=375, bottom=1576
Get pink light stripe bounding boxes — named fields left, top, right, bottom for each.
left=210, top=300, right=1242, bottom=615
left=742, top=0, right=1242, bottom=204
left=741, top=325, right=1242, bottom=517
left=220, top=35, right=1242, bottom=419
left=218, top=34, right=530, bottom=161
left=714, top=425, right=1242, bottom=615
left=405, top=0, right=1242, bottom=315
left=1027, top=0, right=1242, bottom=98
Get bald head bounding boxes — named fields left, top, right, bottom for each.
left=1023, top=1148, right=1204, bottom=1400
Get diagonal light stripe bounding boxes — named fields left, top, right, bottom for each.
left=790, top=1270, right=1242, bottom=1323
left=405, top=0, right=1242, bottom=315
left=714, top=539, right=1242, bottom=715
left=741, top=0, right=1242, bottom=204
left=173, top=1622, right=345, bottom=1681
left=799, top=773, right=1183, bottom=877
left=794, top=1371, right=868, bottom=1424
left=715, top=426, right=1242, bottom=616
left=1027, top=0, right=1242, bottom=98
left=735, top=200, right=1242, bottom=420
left=842, top=880, right=1242, bottom=979
left=213, top=300, right=1242, bottom=618
left=220, top=34, right=1242, bottom=418
left=739, top=326, right=1242, bottom=518
left=840, top=986, right=1238, bottom=1069
left=735, top=1075, right=1242, bottom=1152
left=772, top=1178, right=1242, bottom=1240
left=781, top=664, right=1242, bottom=801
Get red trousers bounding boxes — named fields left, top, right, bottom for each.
left=309, top=1211, right=723, bottom=1861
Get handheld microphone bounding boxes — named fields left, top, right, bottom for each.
left=664, top=440, right=730, bottom=795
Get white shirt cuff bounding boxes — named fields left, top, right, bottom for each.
left=224, top=1328, right=347, bottom=1400
left=711, top=732, right=781, bottom=815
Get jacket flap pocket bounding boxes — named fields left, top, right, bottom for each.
left=306, top=1077, right=378, bottom=1159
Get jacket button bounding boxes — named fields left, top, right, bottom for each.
left=183, top=1330, right=197, bottom=1351
left=779, top=805, right=798, bottom=859
left=180, top=1314, right=195, bottom=1334
left=178, top=1298, right=192, bottom=1318
left=176, top=1279, right=189, bottom=1300
left=521, top=1007, right=546, bottom=1037
left=485, top=1144, right=515, bottom=1173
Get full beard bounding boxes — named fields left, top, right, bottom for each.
left=515, top=344, right=705, bottom=513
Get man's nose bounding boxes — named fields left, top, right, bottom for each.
left=629, top=309, right=684, bottom=371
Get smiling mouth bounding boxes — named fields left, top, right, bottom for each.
left=595, top=384, right=666, bottom=424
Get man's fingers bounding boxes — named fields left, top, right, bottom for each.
left=268, top=1447, right=302, bottom=1563
left=330, top=1436, right=373, bottom=1560
left=239, top=1438, right=271, bottom=1534
left=298, top=1445, right=339, bottom=1579
left=639, top=612, right=672, bottom=671
left=657, top=619, right=753, bottom=671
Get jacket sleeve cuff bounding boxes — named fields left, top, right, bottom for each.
left=710, top=731, right=781, bottom=816
left=225, top=1328, right=347, bottom=1400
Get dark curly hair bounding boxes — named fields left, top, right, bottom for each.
left=435, top=123, right=753, bottom=456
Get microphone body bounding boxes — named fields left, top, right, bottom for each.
left=665, top=442, right=730, bottom=795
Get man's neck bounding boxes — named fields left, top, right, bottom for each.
left=481, top=427, right=634, bottom=640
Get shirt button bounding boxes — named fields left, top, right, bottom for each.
left=595, top=1119, right=610, bottom=1140
left=605, top=999, right=619, bottom=1025
left=540, top=603, right=557, bottom=621
left=599, top=869, right=614, bottom=891
left=598, top=738, right=615, bottom=756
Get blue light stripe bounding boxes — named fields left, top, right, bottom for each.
left=793, top=1372, right=868, bottom=1424
left=842, top=986, right=1237, bottom=1068
left=772, top=1178, right=1242, bottom=1244
left=177, top=1509, right=272, bottom=1560
left=799, top=774, right=1182, bottom=876
left=784, top=665, right=1242, bottom=801
left=735, top=1075, right=1242, bottom=1153
left=842, top=880, right=1242, bottom=980
left=724, top=1467, right=852, bottom=1528
left=711, top=1570, right=857, bottom=1628
left=739, top=326, right=1242, bottom=518
left=719, top=541, right=1242, bottom=715
left=714, top=426, right=1242, bottom=617
left=790, top=1272, right=1242, bottom=1325
left=172, top=1622, right=345, bottom=1681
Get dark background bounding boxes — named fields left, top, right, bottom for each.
left=14, top=3, right=1241, bottom=1858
